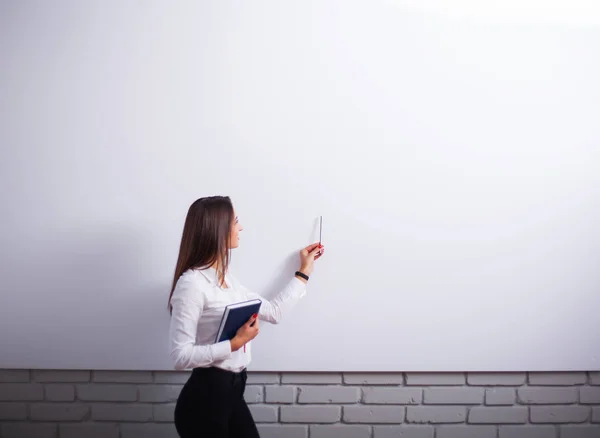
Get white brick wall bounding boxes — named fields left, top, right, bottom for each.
left=0, top=370, right=599, bottom=437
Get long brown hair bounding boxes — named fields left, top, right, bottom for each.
left=168, top=196, right=234, bottom=313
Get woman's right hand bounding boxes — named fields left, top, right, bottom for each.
left=230, top=314, right=260, bottom=351
left=298, top=242, right=325, bottom=277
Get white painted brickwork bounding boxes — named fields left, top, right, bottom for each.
left=0, top=370, right=599, bottom=437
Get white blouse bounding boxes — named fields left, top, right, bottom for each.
left=168, top=266, right=307, bottom=372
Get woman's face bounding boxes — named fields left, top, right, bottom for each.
left=229, top=211, right=243, bottom=249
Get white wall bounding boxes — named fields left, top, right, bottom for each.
left=1, top=0, right=599, bottom=371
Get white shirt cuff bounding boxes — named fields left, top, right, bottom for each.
left=212, top=339, right=232, bottom=361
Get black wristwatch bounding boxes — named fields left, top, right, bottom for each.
left=295, top=271, right=309, bottom=281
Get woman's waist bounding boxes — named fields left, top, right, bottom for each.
left=192, top=364, right=247, bottom=384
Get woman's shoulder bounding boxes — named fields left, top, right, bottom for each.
left=225, top=270, right=241, bottom=286
left=172, top=268, right=213, bottom=301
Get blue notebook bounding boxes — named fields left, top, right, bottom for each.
left=214, top=299, right=262, bottom=343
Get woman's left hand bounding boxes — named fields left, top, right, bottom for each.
left=298, top=242, right=324, bottom=277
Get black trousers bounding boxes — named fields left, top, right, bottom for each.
left=174, top=366, right=259, bottom=438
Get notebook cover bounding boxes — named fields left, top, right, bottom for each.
left=215, top=299, right=262, bottom=343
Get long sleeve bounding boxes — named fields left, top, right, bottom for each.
left=239, top=275, right=307, bottom=324
left=168, top=280, right=232, bottom=370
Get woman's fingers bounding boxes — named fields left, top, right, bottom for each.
left=246, top=313, right=258, bottom=326
left=304, top=242, right=320, bottom=253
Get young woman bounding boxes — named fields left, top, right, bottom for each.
left=168, top=196, right=324, bottom=437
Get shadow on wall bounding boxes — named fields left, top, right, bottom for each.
left=260, top=251, right=301, bottom=300
left=258, top=216, right=323, bottom=300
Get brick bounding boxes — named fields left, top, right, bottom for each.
left=280, top=406, right=340, bottom=423
left=91, top=403, right=152, bottom=421
left=0, top=370, right=29, bottom=382
left=139, top=385, right=182, bottom=402
left=32, top=370, right=90, bottom=382
left=528, top=372, right=587, bottom=386
left=423, top=388, right=483, bottom=405
left=467, top=373, right=526, bottom=386
left=517, top=387, right=578, bottom=404
left=0, top=383, right=43, bottom=400
left=77, top=384, right=137, bottom=401
left=343, top=373, right=404, bottom=385
left=406, top=373, right=465, bottom=386
left=153, top=403, right=175, bottom=422
left=92, top=371, right=153, bottom=383
left=244, top=385, right=264, bottom=403
left=247, top=373, right=280, bottom=384
left=580, top=387, right=600, bottom=404
left=44, top=384, right=75, bottom=401
left=265, top=386, right=296, bottom=403
left=153, top=371, right=190, bottom=384
left=60, top=423, right=119, bottom=438
left=560, top=426, right=600, bottom=438
left=530, top=406, right=589, bottom=423
left=298, top=386, right=360, bottom=403
left=363, top=387, right=422, bottom=404
left=485, top=388, right=515, bottom=405
left=344, top=406, right=405, bottom=423
left=590, top=372, right=600, bottom=385
left=373, top=425, right=434, bottom=438
left=593, top=407, right=600, bottom=423
left=121, top=424, right=179, bottom=438
left=499, top=425, right=556, bottom=438
left=281, top=373, right=342, bottom=384
left=406, top=406, right=466, bottom=424
left=249, top=405, right=278, bottom=422
left=310, top=425, right=370, bottom=438
left=1, top=423, right=58, bottom=438
left=468, top=407, right=527, bottom=424
left=257, top=424, right=308, bottom=438
left=0, top=403, right=27, bottom=420
left=30, top=403, right=89, bottom=421
left=436, top=425, right=496, bottom=438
